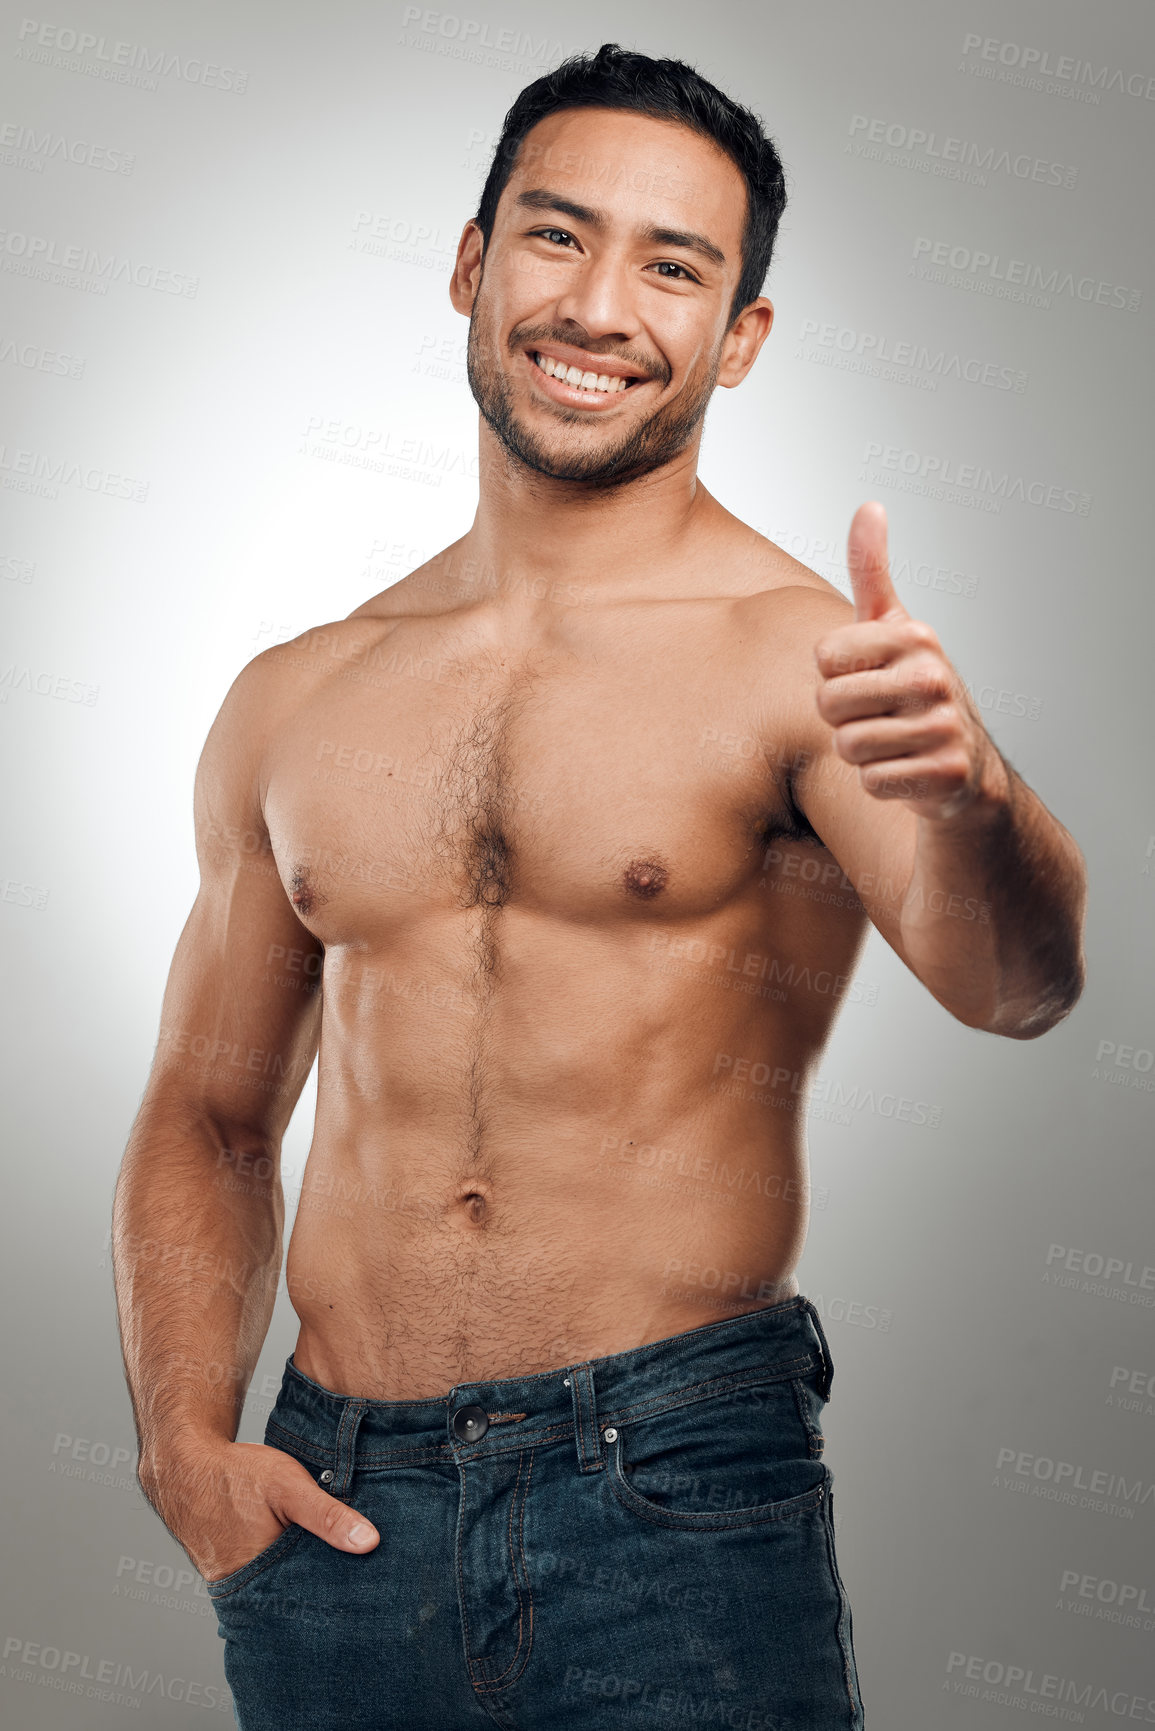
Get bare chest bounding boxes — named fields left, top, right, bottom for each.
left=261, top=615, right=798, bottom=948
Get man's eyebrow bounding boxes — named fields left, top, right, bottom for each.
left=512, top=188, right=727, bottom=271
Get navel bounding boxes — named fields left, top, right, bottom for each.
left=623, top=858, right=669, bottom=900
left=455, top=1185, right=490, bottom=1226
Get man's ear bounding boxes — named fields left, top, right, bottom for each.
left=716, top=297, right=774, bottom=389
left=449, top=220, right=486, bottom=316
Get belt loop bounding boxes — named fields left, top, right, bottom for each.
left=569, top=1362, right=603, bottom=1474
left=800, top=1298, right=835, bottom=1401
left=333, top=1398, right=368, bottom=1495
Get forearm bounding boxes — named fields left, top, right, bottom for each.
left=899, top=747, right=1087, bottom=1036
left=111, top=1105, right=284, bottom=1485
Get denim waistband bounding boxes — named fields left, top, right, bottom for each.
left=263, top=1296, right=834, bottom=1491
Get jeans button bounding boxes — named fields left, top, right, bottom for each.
left=319, top=1469, right=334, bottom=1485
left=452, top=1404, right=489, bottom=1442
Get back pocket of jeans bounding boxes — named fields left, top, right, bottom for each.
left=604, top=1376, right=827, bottom=1529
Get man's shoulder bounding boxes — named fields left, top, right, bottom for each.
left=726, top=528, right=854, bottom=646
left=240, top=610, right=404, bottom=691
left=717, top=528, right=857, bottom=776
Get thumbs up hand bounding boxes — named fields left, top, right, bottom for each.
left=813, top=503, right=998, bottom=821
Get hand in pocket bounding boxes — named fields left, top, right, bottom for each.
left=139, top=1438, right=380, bottom=1582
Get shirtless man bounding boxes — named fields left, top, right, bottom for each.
left=112, top=43, right=1086, bottom=1731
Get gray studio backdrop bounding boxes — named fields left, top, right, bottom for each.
left=2, top=0, right=1153, bottom=1726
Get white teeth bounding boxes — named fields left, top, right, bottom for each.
left=533, top=352, right=633, bottom=394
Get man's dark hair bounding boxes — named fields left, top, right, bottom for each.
left=473, top=43, right=788, bottom=328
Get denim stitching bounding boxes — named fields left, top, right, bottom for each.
left=333, top=1400, right=354, bottom=1492
left=570, top=1362, right=600, bottom=1473
left=456, top=1454, right=476, bottom=1676
left=790, top=1376, right=826, bottom=1459
left=264, top=1420, right=338, bottom=1468
left=475, top=1447, right=535, bottom=1691
left=592, top=1356, right=818, bottom=1429
left=604, top=1432, right=827, bottom=1530
left=270, top=1360, right=819, bottom=1472
left=799, top=1298, right=835, bottom=1401
left=205, top=1525, right=304, bottom=1601
left=821, top=1478, right=864, bottom=1726
left=334, top=1398, right=368, bottom=1495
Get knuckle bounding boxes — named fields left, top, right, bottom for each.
left=909, top=650, right=946, bottom=684
left=320, top=1497, right=348, bottom=1540
left=903, top=618, right=939, bottom=652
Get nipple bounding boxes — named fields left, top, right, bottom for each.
left=290, top=867, right=318, bottom=916
left=623, top=858, right=669, bottom=900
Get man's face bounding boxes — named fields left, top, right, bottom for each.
left=451, top=107, right=768, bottom=488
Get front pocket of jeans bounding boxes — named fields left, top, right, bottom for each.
left=204, top=1522, right=305, bottom=1602
left=604, top=1377, right=828, bottom=1529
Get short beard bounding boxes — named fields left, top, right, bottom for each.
left=466, top=287, right=721, bottom=491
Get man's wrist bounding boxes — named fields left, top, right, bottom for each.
left=925, top=736, right=1015, bottom=830
left=139, top=1423, right=236, bottom=1489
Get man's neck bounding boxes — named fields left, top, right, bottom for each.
left=459, top=422, right=723, bottom=604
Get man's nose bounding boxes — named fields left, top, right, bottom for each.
left=552, top=255, right=641, bottom=348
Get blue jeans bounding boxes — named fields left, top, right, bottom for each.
left=208, top=1295, right=864, bottom=1729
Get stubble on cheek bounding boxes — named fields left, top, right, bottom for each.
left=465, top=276, right=718, bottom=486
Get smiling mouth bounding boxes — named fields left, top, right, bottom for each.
left=530, top=350, right=643, bottom=395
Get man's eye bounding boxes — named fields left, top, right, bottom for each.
left=535, top=228, right=575, bottom=247
left=653, top=261, right=693, bottom=280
